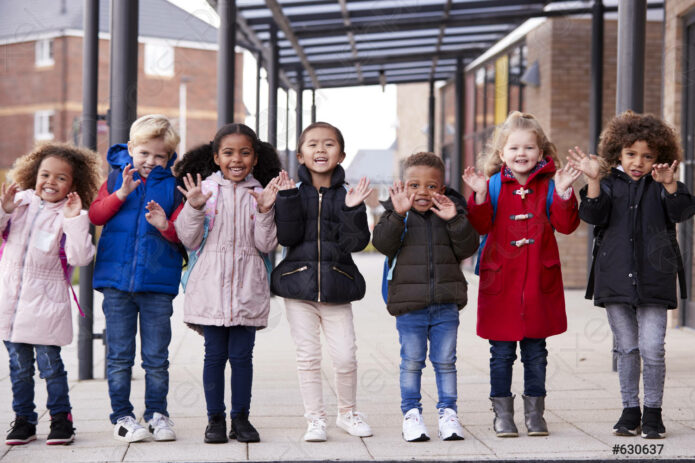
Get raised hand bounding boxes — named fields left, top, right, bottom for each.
left=345, top=177, right=373, bottom=208
left=63, top=192, right=82, bottom=218
left=116, top=164, right=142, bottom=201
left=177, top=173, right=212, bottom=210
left=276, top=170, right=296, bottom=191
left=567, top=147, right=600, bottom=180
left=145, top=200, right=168, bottom=231
left=652, top=160, right=679, bottom=185
left=430, top=193, right=457, bottom=221
left=554, top=164, right=581, bottom=194
left=1, top=182, right=20, bottom=214
left=388, top=180, right=414, bottom=216
left=462, top=166, right=487, bottom=196
left=251, top=176, right=281, bottom=213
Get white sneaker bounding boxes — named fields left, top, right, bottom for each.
left=147, top=412, right=176, bottom=441
left=336, top=410, right=373, bottom=437
left=303, top=418, right=327, bottom=442
left=438, top=408, right=465, bottom=441
left=113, top=416, right=150, bottom=443
left=402, top=408, right=430, bottom=442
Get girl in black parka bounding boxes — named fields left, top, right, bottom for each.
left=568, top=111, right=695, bottom=440
left=271, top=122, right=373, bottom=442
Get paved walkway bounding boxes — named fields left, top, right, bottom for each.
left=2, top=253, right=695, bottom=462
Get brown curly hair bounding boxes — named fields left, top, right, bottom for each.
left=8, top=142, right=103, bottom=204
left=598, top=111, right=682, bottom=175
left=479, top=111, right=560, bottom=178
left=403, top=152, right=446, bottom=179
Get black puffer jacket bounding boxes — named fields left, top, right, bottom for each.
left=271, top=165, right=370, bottom=303
left=579, top=168, right=695, bottom=309
left=372, top=189, right=480, bottom=316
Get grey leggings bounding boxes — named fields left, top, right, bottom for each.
left=605, top=304, right=667, bottom=408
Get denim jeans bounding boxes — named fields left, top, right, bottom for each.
left=4, top=341, right=71, bottom=424
left=202, top=325, right=257, bottom=419
left=396, top=304, right=459, bottom=415
left=102, top=288, right=174, bottom=423
left=605, top=304, right=667, bottom=408
left=489, top=338, right=547, bottom=397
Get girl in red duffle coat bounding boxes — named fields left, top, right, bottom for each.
left=462, top=111, right=580, bottom=438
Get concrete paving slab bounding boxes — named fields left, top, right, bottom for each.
left=248, top=427, right=372, bottom=461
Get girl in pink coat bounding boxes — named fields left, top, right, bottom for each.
left=463, top=112, right=580, bottom=438
left=173, top=123, right=281, bottom=444
left=0, top=143, right=101, bottom=446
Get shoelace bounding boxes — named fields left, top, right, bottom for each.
left=345, top=411, right=368, bottom=427
left=308, top=419, right=326, bottom=431
left=118, top=416, right=143, bottom=428
left=152, top=415, right=174, bottom=428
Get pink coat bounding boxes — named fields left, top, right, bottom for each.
left=175, top=172, right=277, bottom=328
left=0, top=190, right=95, bottom=346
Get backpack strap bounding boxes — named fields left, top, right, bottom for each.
left=0, top=219, right=10, bottom=261
left=381, top=211, right=408, bottom=303
left=475, top=173, right=500, bottom=275
left=106, top=168, right=121, bottom=194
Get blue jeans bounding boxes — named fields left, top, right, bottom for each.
left=102, top=288, right=174, bottom=423
left=396, top=304, right=460, bottom=414
left=4, top=342, right=71, bottom=424
left=202, top=325, right=256, bottom=419
left=489, top=338, right=547, bottom=397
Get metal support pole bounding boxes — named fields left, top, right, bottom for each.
left=255, top=51, right=262, bottom=135
left=267, top=24, right=279, bottom=147
left=428, top=79, right=435, bottom=152
left=311, top=89, right=317, bottom=123
left=78, top=0, right=98, bottom=381
left=108, top=0, right=138, bottom=144
left=588, top=0, right=603, bottom=275
left=285, top=89, right=290, bottom=170
left=293, top=68, right=303, bottom=178
left=217, top=0, right=236, bottom=126
left=452, top=56, right=463, bottom=191
left=616, top=0, right=646, bottom=114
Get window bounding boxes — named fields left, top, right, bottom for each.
left=34, top=110, right=55, bottom=140
left=145, top=42, right=174, bottom=77
left=35, top=39, right=54, bottom=67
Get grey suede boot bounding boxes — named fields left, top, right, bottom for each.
left=490, top=396, right=518, bottom=437
left=522, top=395, right=549, bottom=436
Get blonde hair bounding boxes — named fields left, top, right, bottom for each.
left=479, top=111, right=559, bottom=178
left=129, top=114, right=180, bottom=156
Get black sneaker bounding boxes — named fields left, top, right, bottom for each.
left=641, top=406, right=666, bottom=439
left=613, top=407, right=641, bottom=436
left=46, top=412, right=75, bottom=445
left=230, top=413, right=260, bottom=443
left=5, top=416, right=37, bottom=445
left=204, top=414, right=228, bottom=444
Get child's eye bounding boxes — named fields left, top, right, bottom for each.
left=427, top=185, right=437, bottom=189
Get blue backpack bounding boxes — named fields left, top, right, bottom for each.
left=381, top=212, right=408, bottom=303
left=474, top=172, right=555, bottom=275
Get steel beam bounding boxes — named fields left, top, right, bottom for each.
left=293, top=67, right=303, bottom=178
left=217, top=0, right=236, bottom=126
left=267, top=23, right=279, bottom=146
left=294, top=49, right=480, bottom=70
left=428, top=79, right=435, bottom=152
left=255, top=51, right=262, bottom=134
left=452, top=56, right=463, bottom=191
left=616, top=0, right=646, bottom=113
left=108, top=0, right=138, bottom=144
left=311, top=89, right=316, bottom=123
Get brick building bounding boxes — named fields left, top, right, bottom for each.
left=0, top=0, right=244, bottom=180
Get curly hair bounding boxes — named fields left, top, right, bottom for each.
left=174, top=123, right=281, bottom=187
left=479, top=111, right=559, bottom=178
left=403, top=152, right=445, bottom=179
left=8, top=142, right=102, bottom=204
left=597, top=111, right=682, bottom=175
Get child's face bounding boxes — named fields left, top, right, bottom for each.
left=35, top=156, right=74, bottom=203
left=297, top=127, right=345, bottom=176
left=129, top=137, right=171, bottom=178
left=499, top=129, right=542, bottom=184
left=214, top=133, right=257, bottom=182
left=619, top=140, right=656, bottom=181
left=404, top=165, right=445, bottom=212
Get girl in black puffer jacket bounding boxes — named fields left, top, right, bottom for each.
left=271, top=122, right=373, bottom=442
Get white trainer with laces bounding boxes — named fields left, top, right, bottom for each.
left=336, top=410, right=373, bottom=437
left=148, top=412, right=176, bottom=441
left=402, top=408, right=430, bottom=442
left=438, top=408, right=465, bottom=441
left=113, top=416, right=150, bottom=443
left=304, top=418, right=327, bottom=442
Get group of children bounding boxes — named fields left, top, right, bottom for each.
left=0, top=109, right=691, bottom=447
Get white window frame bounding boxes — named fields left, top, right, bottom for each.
left=144, top=42, right=174, bottom=77
left=34, top=110, right=55, bottom=140
left=35, top=39, right=54, bottom=67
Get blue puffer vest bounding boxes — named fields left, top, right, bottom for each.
left=93, top=144, right=182, bottom=295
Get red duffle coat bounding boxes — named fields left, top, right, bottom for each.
left=467, top=158, right=580, bottom=341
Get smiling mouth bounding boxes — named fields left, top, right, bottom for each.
left=314, top=157, right=328, bottom=164
left=43, top=188, right=57, bottom=194
left=229, top=167, right=246, bottom=174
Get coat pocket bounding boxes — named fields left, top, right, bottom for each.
left=479, top=260, right=502, bottom=295
left=541, top=258, right=561, bottom=293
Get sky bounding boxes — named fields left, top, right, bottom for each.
left=166, top=0, right=398, bottom=166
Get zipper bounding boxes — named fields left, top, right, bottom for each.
left=128, top=180, right=147, bottom=292
left=331, top=266, right=354, bottom=280
left=281, top=265, right=308, bottom=277
left=9, top=200, right=44, bottom=338
left=317, top=192, right=323, bottom=302
left=426, top=218, right=434, bottom=304
left=230, top=183, right=237, bottom=321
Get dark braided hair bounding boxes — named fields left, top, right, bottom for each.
left=174, top=123, right=281, bottom=187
